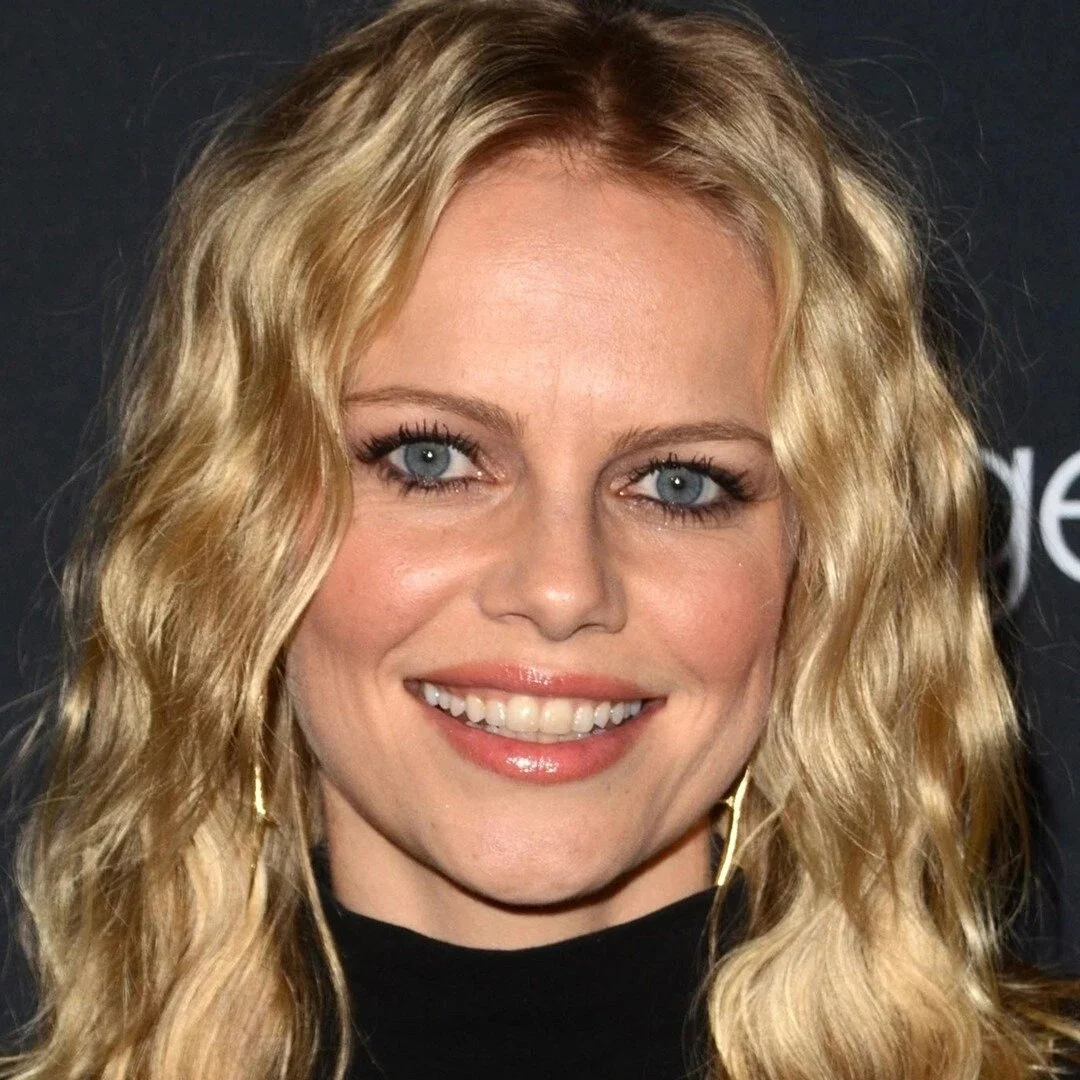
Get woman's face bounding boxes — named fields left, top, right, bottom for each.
left=287, top=149, right=794, bottom=946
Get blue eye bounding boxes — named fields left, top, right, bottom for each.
left=626, top=454, right=750, bottom=523
left=392, top=441, right=460, bottom=481
left=647, top=464, right=715, bottom=506
left=355, top=421, right=483, bottom=493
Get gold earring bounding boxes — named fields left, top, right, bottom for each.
left=715, top=765, right=751, bottom=889
left=254, top=760, right=268, bottom=822
left=253, top=760, right=277, bottom=829
left=252, top=688, right=278, bottom=829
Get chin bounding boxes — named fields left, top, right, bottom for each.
left=441, top=840, right=628, bottom=911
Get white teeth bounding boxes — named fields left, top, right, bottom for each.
left=571, top=703, right=594, bottom=734
left=539, top=698, right=574, bottom=735
left=487, top=699, right=507, bottom=728
left=417, top=681, right=649, bottom=740
left=506, top=695, right=540, bottom=733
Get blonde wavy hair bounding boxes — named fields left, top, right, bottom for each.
left=7, top=1, right=1079, bottom=1078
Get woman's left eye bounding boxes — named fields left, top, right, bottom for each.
left=630, top=463, right=720, bottom=506
left=624, top=455, right=750, bottom=522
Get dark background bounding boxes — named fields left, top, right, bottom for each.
left=2, top=0, right=1077, bottom=1034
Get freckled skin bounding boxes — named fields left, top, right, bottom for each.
left=286, top=149, right=794, bottom=948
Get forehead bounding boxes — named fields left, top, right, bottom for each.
left=351, top=149, right=775, bottom=429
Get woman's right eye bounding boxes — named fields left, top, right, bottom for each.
left=353, top=421, right=485, bottom=495
left=384, top=441, right=479, bottom=486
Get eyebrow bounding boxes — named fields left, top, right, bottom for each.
left=343, top=386, right=772, bottom=454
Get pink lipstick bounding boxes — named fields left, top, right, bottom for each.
left=417, top=661, right=651, bottom=701
left=408, top=662, right=663, bottom=784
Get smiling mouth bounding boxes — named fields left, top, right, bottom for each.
left=406, top=679, right=657, bottom=743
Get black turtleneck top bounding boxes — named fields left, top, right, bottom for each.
left=318, top=874, right=746, bottom=1080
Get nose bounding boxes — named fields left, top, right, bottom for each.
left=474, top=488, right=627, bottom=641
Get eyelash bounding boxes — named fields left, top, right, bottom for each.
left=625, top=452, right=751, bottom=524
left=352, top=422, right=752, bottom=523
left=355, top=420, right=483, bottom=495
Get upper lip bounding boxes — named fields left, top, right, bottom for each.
left=414, top=661, right=657, bottom=701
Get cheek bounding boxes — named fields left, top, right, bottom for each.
left=298, top=511, right=475, bottom=661
left=634, top=517, right=791, bottom=697
left=286, top=512, right=474, bottom=780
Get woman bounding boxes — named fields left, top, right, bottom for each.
left=7, top=0, right=1079, bottom=1077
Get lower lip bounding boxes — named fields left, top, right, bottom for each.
left=417, top=694, right=661, bottom=784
